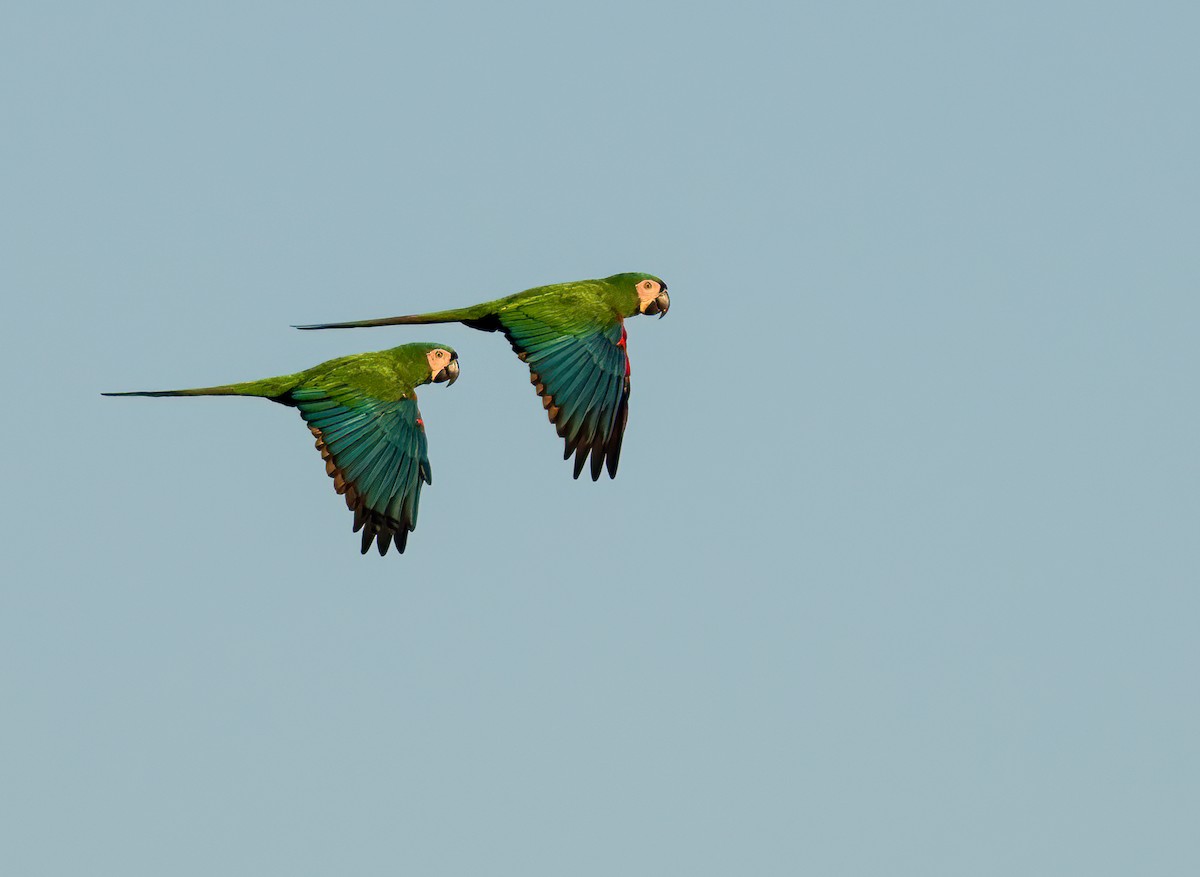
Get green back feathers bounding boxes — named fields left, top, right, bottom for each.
left=490, top=274, right=660, bottom=327
left=294, top=342, right=453, bottom=402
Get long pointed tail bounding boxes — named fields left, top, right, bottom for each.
left=294, top=305, right=492, bottom=331
left=103, top=387, right=247, bottom=398
left=103, top=375, right=298, bottom=399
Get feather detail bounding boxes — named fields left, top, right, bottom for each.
left=297, top=387, right=431, bottom=555
left=498, top=312, right=631, bottom=480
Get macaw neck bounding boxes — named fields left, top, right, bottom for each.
left=608, top=283, right=642, bottom=319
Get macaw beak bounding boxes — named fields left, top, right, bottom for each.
left=644, top=290, right=670, bottom=318
left=433, top=357, right=460, bottom=386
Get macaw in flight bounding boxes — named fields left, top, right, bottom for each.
left=105, top=342, right=459, bottom=555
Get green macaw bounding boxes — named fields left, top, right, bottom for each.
left=296, top=272, right=670, bottom=481
left=104, top=342, right=460, bottom=556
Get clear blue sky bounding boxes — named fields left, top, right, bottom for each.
left=3, top=2, right=1197, bottom=874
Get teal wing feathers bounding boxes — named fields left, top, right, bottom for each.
left=287, top=384, right=431, bottom=555
left=500, top=310, right=631, bottom=480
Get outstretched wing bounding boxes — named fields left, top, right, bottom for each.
left=287, top=384, right=431, bottom=555
left=499, top=310, right=631, bottom=480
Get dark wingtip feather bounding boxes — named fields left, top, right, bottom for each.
left=605, top=431, right=623, bottom=479
left=603, top=385, right=629, bottom=479
left=589, top=445, right=604, bottom=481
left=376, top=530, right=393, bottom=556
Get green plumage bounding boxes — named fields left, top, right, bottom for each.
left=297, top=272, right=670, bottom=480
left=104, top=342, right=459, bottom=555
left=331, top=276, right=642, bottom=330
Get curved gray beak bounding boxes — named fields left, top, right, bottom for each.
left=433, top=357, right=460, bottom=386
left=644, top=290, right=670, bottom=318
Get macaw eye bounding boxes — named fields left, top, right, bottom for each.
left=435, top=351, right=444, bottom=358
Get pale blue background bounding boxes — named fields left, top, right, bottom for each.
left=3, top=2, right=1197, bottom=874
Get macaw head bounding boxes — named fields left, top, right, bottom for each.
left=617, top=272, right=670, bottom=318
left=422, top=344, right=460, bottom=385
